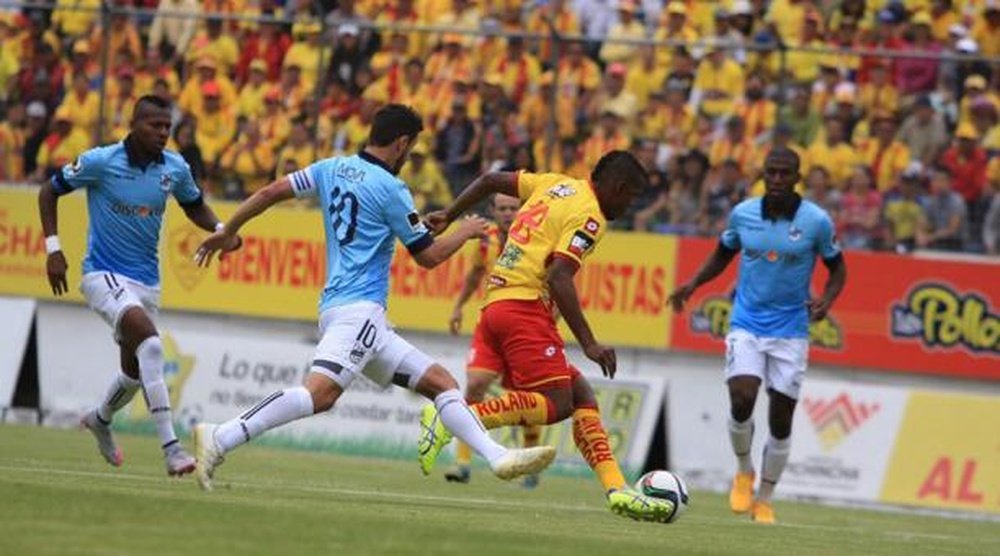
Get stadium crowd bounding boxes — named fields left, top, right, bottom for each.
left=0, top=0, right=998, bottom=253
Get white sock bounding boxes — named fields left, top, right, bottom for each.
left=136, top=336, right=180, bottom=452
left=96, top=371, right=141, bottom=423
left=435, top=389, right=506, bottom=465
left=729, top=416, right=755, bottom=474
left=758, top=435, right=791, bottom=501
left=214, top=386, right=314, bottom=453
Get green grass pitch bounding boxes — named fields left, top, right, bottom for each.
left=1, top=425, right=998, bottom=555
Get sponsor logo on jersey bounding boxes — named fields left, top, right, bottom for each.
left=496, top=243, right=524, bottom=269
left=546, top=184, right=577, bottom=199
left=488, top=274, right=507, bottom=287
left=802, top=393, right=880, bottom=452
left=567, top=231, right=595, bottom=257
left=891, top=282, right=999, bottom=354
left=584, top=218, right=600, bottom=234
left=112, top=202, right=162, bottom=218
left=159, top=173, right=174, bottom=193
left=788, top=225, right=803, bottom=241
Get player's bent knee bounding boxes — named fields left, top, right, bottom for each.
left=304, top=371, right=344, bottom=413
left=414, top=365, right=459, bottom=399
left=118, top=306, right=157, bottom=351
left=465, top=372, right=494, bottom=401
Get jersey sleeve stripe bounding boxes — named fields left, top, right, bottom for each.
left=51, top=172, right=73, bottom=195
left=404, top=232, right=433, bottom=255
left=289, top=169, right=315, bottom=194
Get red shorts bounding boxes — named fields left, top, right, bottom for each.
left=469, top=298, right=575, bottom=391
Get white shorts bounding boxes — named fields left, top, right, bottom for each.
left=311, top=301, right=434, bottom=391
left=724, top=329, right=809, bottom=399
left=80, top=271, right=160, bottom=342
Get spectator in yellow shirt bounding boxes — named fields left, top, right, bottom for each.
left=785, top=11, right=826, bottom=84
left=858, top=61, right=900, bottom=118
left=0, top=103, right=26, bottom=181
left=65, top=40, right=101, bottom=90
left=582, top=110, right=632, bottom=168
left=284, top=20, right=325, bottom=90
left=276, top=64, right=309, bottom=116
left=276, top=118, right=317, bottom=177
left=52, top=0, right=101, bottom=39
left=587, top=63, right=639, bottom=127
left=399, top=141, right=452, bottom=211
left=237, top=60, right=271, bottom=118
left=959, top=74, right=999, bottom=125
left=488, top=37, right=542, bottom=106
left=519, top=71, right=554, bottom=143
left=58, top=72, right=101, bottom=141
left=220, top=120, right=276, bottom=197
left=178, top=56, right=238, bottom=118
left=186, top=17, right=240, bottom=75
left=526, top=0, right=580, bottom=62
left=555, top=41, right=601, bottom=138
left=692, top=41, right=745, bottom=119
left=600, top=0, right=646, bottom=64
left=425, top=33, right=474, bottom=93
left=194, top=81, right=238, bottom=168
left=33, top=106, right=92, bottom=180
left=654, top=3, right=701, bottom=69
left=259, top=87, right=293, bottom=149
left=860, top=114, right=911, bottom=191
left=806, top=117, right=859, bottom=188
left=626, top=45, right=669, bottom=111
left=709, top=116, right=759, bottom=177
left=103, top=67, right=138, bottom=142
left=971, top=4, right=999, bottom=56
left=766, top=0, right=809, bottom=46
left=733, top=73, right=777, bottom=144
left=136, top=47, right=181, bottom=98
left=90, top=11, right=143, bottom=65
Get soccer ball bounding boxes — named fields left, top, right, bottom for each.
left=634, top=470, right=690, bottom=523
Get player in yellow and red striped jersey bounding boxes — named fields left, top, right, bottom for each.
left=418, top=151, right=677, bottom=522
left=443, top=193, right=545, bottom=488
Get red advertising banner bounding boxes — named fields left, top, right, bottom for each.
left=670, top=238, right=1000, bottom=381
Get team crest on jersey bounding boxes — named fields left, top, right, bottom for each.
left=66, top=157, right=83, bottom=177
left=567, top=231, right=595, bottom=257
left=788, top=225, right=803, bottom=241
left=496, top=244, right=524, bottom=269
left=546, top=184, right=577, bottom=199
left=584, top=218, right=600, bottom=234
left=159, top=173, right=174, bottom=193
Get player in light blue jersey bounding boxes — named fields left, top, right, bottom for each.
left=37, top=95, right=240, bottom=476
left=668, top=147, right=847, bottom=524
left=190, top=104, right=555, bottom=491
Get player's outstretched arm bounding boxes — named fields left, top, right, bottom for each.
left=37, top=181, right=68, bottom=296
left=808, top=255, right=847, bottom=322
left=547, top=257, right=617, bottom=378
left=412, top=215, right=489, bottom=270
left=668, top=243, right=739, bottom=313
left=450, top=264, right=487, bottom=335
left=194, top=177, right=295, bottom=267
left=428, top=172, right=518, bottom=234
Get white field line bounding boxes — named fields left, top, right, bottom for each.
left=0, top=461, right=995, bottom=545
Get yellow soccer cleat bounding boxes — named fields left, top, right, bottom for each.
left=607, top=488, right=675, bottom=523
left=417, top=405, right=453, bottom=476
left=729, top=471, right=755, bottom=514
left=751, top=500, right=776, bottom=524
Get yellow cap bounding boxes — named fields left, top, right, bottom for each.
left=911, top=11, right=932, bottom=26
left=249, top=59, right=267, bottom=72
left=292, top=21, right=321, bottom=37
left=484, top=72, right=504, bottom=86
left=54, top=106, right=73, bottom=122
left=964, top=74, right=987, bottom=90
left=955, top=122, right=979, bottom=140
left=410, top=141, right=429, bottom=156
left=667, top=2, right=686, bottom=15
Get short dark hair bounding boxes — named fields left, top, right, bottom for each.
left=765, top=146, right=801, bottom=171
left=591, top=150, right=648, bottom=189
left=134, top=95, right=172, bottom=118
left=368, top=104, right=424, bottom=147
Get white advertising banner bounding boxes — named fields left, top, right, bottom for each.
left=781, top=378, right=910, bottom=502
left=35, top=304, right=666, bottom=474
left=0, top=297, right=35, bottom=407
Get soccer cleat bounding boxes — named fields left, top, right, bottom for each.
left=444, top=465, right=471, bottom=483
left=751, top=500, right=776, bottom=524
left=729, top=471, right=755, bottom=514
left=522, top=473, right=540, bottom=490
left=164, top=445, right=196, bottom=477
left=80, top=410, right=123, bottom=467
left=607, top=488, right=675, bottom=523
left=193, top=423, right=225, bottom=491
left=490, top=446, right=556, bottom=481
left=418, top=405, right=453, bottom=476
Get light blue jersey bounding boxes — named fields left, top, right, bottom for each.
left=720, top=197, right=841, bottom=338
left=289, top=152, right=432, bottom=312
left=52, top=139, right=204, bottom=286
